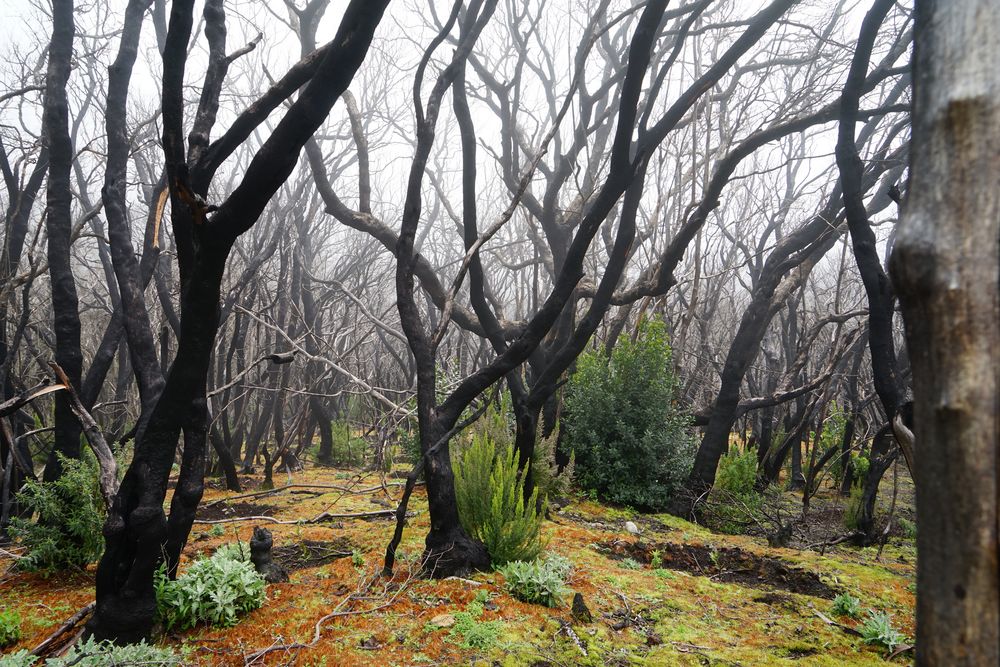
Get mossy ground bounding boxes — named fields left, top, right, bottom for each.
left=0, top=465, right=914, bottom=665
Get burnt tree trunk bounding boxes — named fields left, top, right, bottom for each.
left=890, top=0, right=999, bottom=663
left=836, top=0, right=910, bottom=445
left=87, top=0, right=389, bottom=642
left=835, top=0, right=913, bottom=544
left=41, top=0, right=83, bottom=481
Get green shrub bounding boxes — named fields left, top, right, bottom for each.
left=898, top=517, right=917, bottom=540
left=851, top=453, right=870, bottom=484
left=498, top=554, right=571, bottom=607
left=453, top=432, right=545, bottom=565
left=0, top=609, right=21, bottom=648
left=312, top=420, right=366, bottom=467
left=8, top=452, right=105, bottom=571
left=0, top=638, right=183, bottom=666
left=448, top=594, right=504, bottom=649
left=212, top=541, right=250, bottom=562
left=859, top=610, right=906, bottom=652
left=0, top=650, right=34, bottom=667
left=844, top=485, right=865, bottom=531
left=563, top=319, right=695, bottom=511
left=155, top=549, right=266, bottom=630
left=619, top=557, right=642, bottom=570
left=704, top=447, right=767, bottom=534
left=831, top=593, right=862, bottom=619
left=821, top=406, right=849, bottom=484
left=530, top=425, right=574, bottom=500
left=716, top=447, right=758, bottom=496
left=397, top=426, right=422, bottom=465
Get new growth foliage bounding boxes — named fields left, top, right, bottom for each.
left=453, top=422, right=546, bottom=565
left=154, top=548, right=266, bottom=630
left=8, top=452, right=104, bottom=571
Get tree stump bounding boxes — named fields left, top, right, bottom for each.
left=250, top=526, right=288, bottom=583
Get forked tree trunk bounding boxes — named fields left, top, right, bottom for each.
left=890, top=1, right=999, bottom=663
left=87, top=0, right=390, bottom=642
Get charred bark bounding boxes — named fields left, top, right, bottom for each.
left=87, top=0, right=389, bottom=642
left=41, top=0, right=83, bottom=481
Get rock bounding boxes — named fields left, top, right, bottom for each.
left=624, top=521, right=641, bottom=536
left=250, top=526, right=289, bottom=583
left=429, top=613, right=456, bottom=628
left=571, top=592, right=593, bottom=624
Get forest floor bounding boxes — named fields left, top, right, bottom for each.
left=1, top=465, right=915, bottom=666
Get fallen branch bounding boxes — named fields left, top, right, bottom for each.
left=0, top=381, right=65, bottom=418
left=811, top=606, right=863, bottom=637
left=193, top=508, right=408, bottom=525
left=803, top=532, right=864, bottom=554
left=200, top=482, right=409, bottom=509
left=888, top=643, right=915, bottom=661
left=558, top=621, right=588, bottom=656
left=243, top=559, right=420, bottom=665
left=31, top=601, right=95, bottom=658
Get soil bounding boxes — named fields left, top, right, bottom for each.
left=596, top=538, right=839, bottom=598
left=195, top=501, right=278, bottom=522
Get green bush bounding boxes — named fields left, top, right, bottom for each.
left=0, top=638, right=183, bottom=666
left=831, top=593, right=862, bottom=619
left=820, top=405, right=849, bottom=484
left=716, top=447, right=758, bottom=496
left=843, top=484, right=865, bottom=532
left=212, top=541, right=250, bottom=562
left=530, top=425, right=574, bottom=500
left=397, top=425, right=422, bottom=465
left=448, top=593, right=504, bottom=649
left=311, top=420, right=366, bottom=467
left=0, top=609, right=21, bottom=648
left=8, top=452, right=105, bottom=571
left=498, top=554, right=571, bottom=607
left=563, top=319, right=695, bottom=511
left=859, top=610, right=906, bottom=652
left=705, top=447, right=766, bottom=534
left=851, top=453, right=870, bottom=484
left=155, top=549, right=266, bottom=630
left=453, top=431, right=545, bottom=565
left=897, top=517, right=917, bottom=540
left=0, top=651, right=34, bottom=667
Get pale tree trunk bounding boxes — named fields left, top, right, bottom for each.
left=890, top=1, right=999, bottom=664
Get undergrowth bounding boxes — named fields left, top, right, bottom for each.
left=498, top=553, right=571, bottom=607
left=705, top=447, right=765, bottom=534
left=453, top=427, right=546, bottom=565
left=7, top=452, right=105, bottom=572
left=155, top=548, right=266, bottom=630
left=0, top=638, right=184, bottom=666
left=0, top=609, right=21, bottom=648
left=563, top=318, right=695, bottom=511
left=859, top=610, right=906, bottom=653
left=831, top=593, right=862, bottom=619
left=449, top=591, right=504, bottom=649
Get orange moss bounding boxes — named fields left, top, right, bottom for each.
left=0, top=466, right=915, bottom=666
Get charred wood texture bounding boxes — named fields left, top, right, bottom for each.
left=41, top=0, right=82, bottom=481
left=87, top=0, right=389, bottom=643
